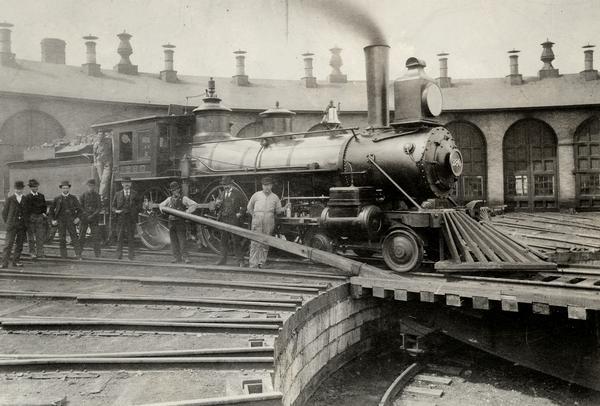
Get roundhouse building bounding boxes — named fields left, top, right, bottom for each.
left=0, top=23, right=599, bottom=211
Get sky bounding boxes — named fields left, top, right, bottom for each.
left=1, top=0, right=599, bottom=81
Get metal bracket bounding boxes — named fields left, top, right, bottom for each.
left=367, top=154, right=422, bottom=211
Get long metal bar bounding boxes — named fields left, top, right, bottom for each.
left=0, top=347, right=274, bottom=359
left=481, top=222, right=550, bottom=262
left=448, top=212, right=487, bottom=262
left=366, top=155, right=422, bottom=210
left=191, top=127, right=358, bottom=145
left=0, top=356, right=274, bottom=366
left=452, top=212, right=502, bottom=262
left=160, top=207, right=391, bottom=278
left=457, top=215, right=515, bottom=263
left=441, top=215, right=460, bottom=262
left=444, top=212, right=473, bottom=262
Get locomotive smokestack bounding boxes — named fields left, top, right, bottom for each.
left=364, top=44, right=390, bottom=128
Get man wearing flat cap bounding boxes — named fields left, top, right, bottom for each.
left=247, top=176, right=289, bottom=268
left=50, top=180, right=82, bottom=259
left=214, top=176, right=246, bottom=267
left=24, top=179, right=47, bottom=259
left=159, top=181, right=198, bottom=263
left=79, top=179, right=102, bottom=258
left=1, top=180, right=28, bottom=268
left=112, top=176, right=139, bottom=260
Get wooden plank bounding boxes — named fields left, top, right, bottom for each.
left=568, top=305, right=587, bottom=320
left=420, top=291, right=437, bottom=303
left=445, top=294, right=462, bottom=307
left=404, top=386, right=444, bottom=397
left=137, top=392, right=283, bottom=406
left=0, top=356, right=275, bottom=366
left=373, top=286, right=391, bottom=299
left=435, top=261, right=556, bottom=271
left=532, top=302, right=550, bottom=315
left=472, top=296, right=490, bottom=310
left=0, top=347, right=274, bottom=359
left=501, top=295, right=519, bottom=312
left=415, top=374, right=453, bottom=385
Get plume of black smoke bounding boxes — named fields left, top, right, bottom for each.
left=298, top=0, right=388, bottom=45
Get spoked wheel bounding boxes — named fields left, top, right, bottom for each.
left=382, top=228, right=423, bottom=273
left=304, top=231, right=334, bottom=252
left=194, top=181, right=248, bottom=255
left=138, top=185, right=170, bottom=250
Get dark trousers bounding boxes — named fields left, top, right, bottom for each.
left=57, top=217, right=81, bottom=258
left=27, top=214, right=46, bottom=257
left=169, top=220, right=188, bottom=262
left=218, top=216, right=244, bottom=264
left=116, top=217, right=136, bottom=259
left=79, top=218, right=101, bottom=257
left=2, top=225, right=26, bottom=265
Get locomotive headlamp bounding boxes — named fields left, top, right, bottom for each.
left=448, top=149, right=463, bottom=177
left=422, top=83, right=443, bottom=117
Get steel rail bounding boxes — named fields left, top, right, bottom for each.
left=0, top=347, right=274, bottom=359
left=0, top=356, right=275, bottom=366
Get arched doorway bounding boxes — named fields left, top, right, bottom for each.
left=574, top=116, right=600, bottom=209
left=446, top=121, right=487, bottom=205
left=0, top=110, right=65, bottom=192
left=503, top=119, right=557, bottom=210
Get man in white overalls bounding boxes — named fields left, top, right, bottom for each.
left=246, top=176, right=288, bottom=268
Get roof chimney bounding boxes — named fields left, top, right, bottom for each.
left=160, top=43, right=177, bottom=83
left=114, top=31, right=138, bottom=75
left=539, top=39, right=559, bottom=79
left=436, top=52, right=451, bottom=88
left=301, top=52, right=317, bottom=88
left=0, top=22, right=16, bottom=66
left=41, top=38, right=65, bottom=64
left=506, top=49, right=523, bottom=85
left=328, top=46, right=347, bottom=83
left=232, top=50, right=249, bottom=86
left=81, top=35, right=101, bottom=76
left=580, top=44, right=598, bottom=81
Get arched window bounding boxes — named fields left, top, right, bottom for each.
left=446, top=121, right=487, bottom=205
left=503, top=119, right=557, bottom=210
left=0, top=110, right=65, bottom=192
left=574, top=116, right=600, bottom=208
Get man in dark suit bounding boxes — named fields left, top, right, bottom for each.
left=1, top=180, right=28, bottom=268
left=24, top=179, right=47, bottom=259
left=50, top=180, right=82, bottom=259
left=112, top=176, right=138, bottom=260
left=215, top=176, right=246, bottom=266
left=79, top=179, right=102, bottom=258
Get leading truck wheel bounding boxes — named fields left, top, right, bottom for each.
left=382, top=228, right=423, bottom=273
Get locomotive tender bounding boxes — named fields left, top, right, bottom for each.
left=89, top=44, right=465, bottom=273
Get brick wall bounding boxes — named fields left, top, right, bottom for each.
left=273, top=283, right=398, bottom=406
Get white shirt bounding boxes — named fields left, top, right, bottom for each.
left=15, top=193, right=23, bottom=204
left=159, top=195, right=198, bottom=212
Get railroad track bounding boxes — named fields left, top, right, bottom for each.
left=0, top=251, right=347, bottom=405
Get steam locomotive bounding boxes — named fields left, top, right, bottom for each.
left=87, top=44, right=464, bottom=273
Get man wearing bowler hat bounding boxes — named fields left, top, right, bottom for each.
left=214, top=176, right=246, bottom=267
left=24, top=178, right=47, bottom=259
left=247, top=176, right=289, bottom=268
left=112, top=176, right=139, bottom=260
left=1, top=180, right=28, bottom=268
left=79, top=179, right=102, bottom=258
left=50, top=180, right=82, bottom=259
left=159, top=181, right=198, bottom=264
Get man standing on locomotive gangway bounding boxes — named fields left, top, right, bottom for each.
left=247, top=176, right=288, bottom=268
left=93, top=130, right=113, bottom=207
left=1, top=181, right=28, bottom=268
left=79, top=179, right=102, bottom=258
left=215, top=176, right=246, bottom=267
left=24, top=179, right=47, bottom=260
left=50, top=180, right=82, bottom=259
left=112, top=177, right=139, bottom=260
left=159, top=181, right=198, bottom=264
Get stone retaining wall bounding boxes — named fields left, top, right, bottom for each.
left=273, top=283, right=397, bottom=406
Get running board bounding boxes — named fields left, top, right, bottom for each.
left=435, top=211, right=556, bottom=272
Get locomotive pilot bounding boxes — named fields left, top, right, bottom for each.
left=24, top=178, right=47, bottom=259
left=1, top=180, right=28, bottom=268
left=50, top=180, right=82, bottom=259
left=79, top=179, right=102, bottom=258
left=214, top=176, right=246, bottom=267
left=159, top=181, right=198, bottom=264
left=112, top=176, right=139, bottom=261
left=247, top=176, right=289, bottom=268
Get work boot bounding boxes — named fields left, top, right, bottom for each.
left=12, top=262, right=23, bottom=268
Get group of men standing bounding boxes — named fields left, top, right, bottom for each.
left=2, top=174, right=287, bottom=269
left=1, top=176, right=139, bottom=268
